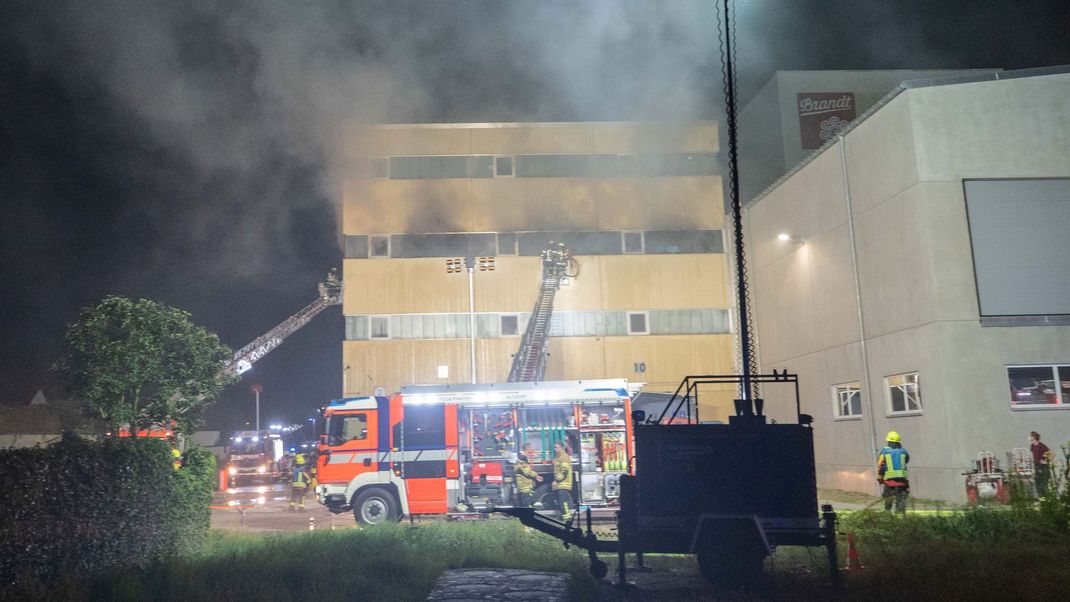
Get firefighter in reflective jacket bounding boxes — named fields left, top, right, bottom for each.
left=515, top=443, right=543, bottom=507
left=551, top=441, right=574, bottom=522
left=289, top=455, right=310, bottom=511
left=877, top=431, right=910, bottom=513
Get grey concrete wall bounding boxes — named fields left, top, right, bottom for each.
left=742, top=71, right=1070, bottom=502
left=738, top=69, right=998, bottom=205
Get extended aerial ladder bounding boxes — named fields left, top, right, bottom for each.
left=223, top=269, right=342, bottom=376
left=507, top=243, right=578, bottom=383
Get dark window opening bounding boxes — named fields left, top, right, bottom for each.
left=623, top=231, right=644, bottom=254
left=370, top=235, right=390, bottom=258
left=495, top=156, right=514, bottom=177
left=628, top=312, right=649, bottom=335
left=501, top=315, right=520, bottom=336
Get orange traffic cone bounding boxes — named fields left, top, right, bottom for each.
left=844, top=532, right=863, bottom=571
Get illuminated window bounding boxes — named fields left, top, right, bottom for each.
left=885, top=373, right=922, bottom=415
left=1008, top=365, right=1070, bottom=407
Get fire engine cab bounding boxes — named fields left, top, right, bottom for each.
left=315, top=379, right=640, bottom=525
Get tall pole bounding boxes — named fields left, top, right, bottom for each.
left=251, top=384, right=263, bottom=431
left=466, top=259, right=477, bottom=384
left=720, top=0, right=755, bottom=409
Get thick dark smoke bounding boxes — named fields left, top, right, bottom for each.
left=2, top=0, right=1068, bottom=430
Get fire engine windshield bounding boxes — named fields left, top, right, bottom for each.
left=229, top=440, right=267, bottom=455
left=327, top=413, right=368, bottom=446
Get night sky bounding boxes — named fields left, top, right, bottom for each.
left=2, top=0, right=1069, bottom=432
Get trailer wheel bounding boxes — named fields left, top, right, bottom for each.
left=696, top=547, right=765, bottom=589
left=353, top=487, right=399, bottom=526
left=589, top=559, right=608, bottom=580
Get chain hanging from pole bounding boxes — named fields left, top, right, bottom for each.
left=717, top=0, right=760, bottom=406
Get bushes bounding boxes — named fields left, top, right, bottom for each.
left=0, top=434, right=215, bottom=591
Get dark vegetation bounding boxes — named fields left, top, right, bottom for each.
left=14, top=522, right=595, bottom=602
left=0, top=435, right=215, bottom=596
left=4, top=455, right=1070, bottom=600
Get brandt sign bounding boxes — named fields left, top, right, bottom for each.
left=797, top=92, right=856, bottom=149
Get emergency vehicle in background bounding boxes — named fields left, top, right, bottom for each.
left=224, top=430, right=285, bottom=487
left=315, top=379, right=640, bottom=525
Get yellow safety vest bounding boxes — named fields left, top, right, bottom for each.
left=878, top=447, right=908, bottom=480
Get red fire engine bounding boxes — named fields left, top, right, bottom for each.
left=315, top=379, right=639, bottom=524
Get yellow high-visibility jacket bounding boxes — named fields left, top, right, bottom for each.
left=515, top=457, right=539, bottom=494
left=552, top=451, right=572, bottom=491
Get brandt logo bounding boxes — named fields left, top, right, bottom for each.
left=798, top=94, right=854, bottom=116
left=797, top=92, right=857, bottom=150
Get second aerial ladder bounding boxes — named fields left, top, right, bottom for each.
left=507, top=243, right=577, bottom=383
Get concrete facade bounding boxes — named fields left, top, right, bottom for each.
left=738, top=69, right=999, bottom=205
left=743, top=68, right=1070, bottom=501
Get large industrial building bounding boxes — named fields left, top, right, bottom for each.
left=340, top=122, right=739, bottom=419
left=744, top=66, right=1070, bottom=501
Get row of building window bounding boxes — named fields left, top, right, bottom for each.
left=345, top=230, right=724, bottom=259
left=344, top=309, right=730, bottom=341
left=833, top=372, right=922, bottom=419
left=359, top=153, right=719, bottom=180
left=832, top=364, right=1070, bottom=420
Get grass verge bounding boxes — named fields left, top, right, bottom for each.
left=11, top=522, right=596, bottom=602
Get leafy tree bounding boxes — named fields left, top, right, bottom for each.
left=55, top=296, right=236, bottom=434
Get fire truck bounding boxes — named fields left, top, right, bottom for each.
left=224, top=430, right=286, bottom=487
left=315, top=379, right=640, bottom=524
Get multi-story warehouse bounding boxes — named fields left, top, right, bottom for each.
left=744, top=67, right=1070, bottom=501
left=340, top=122, right=738, bottom=419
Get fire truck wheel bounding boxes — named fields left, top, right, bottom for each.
left=534, top=487, right=555, bottom=511
left=353, top=487, right=399, bottom=526
left=696, top=546, right=764, bottom=589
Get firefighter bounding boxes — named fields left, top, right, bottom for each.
left=171, top=447, right=183, bottom=471
left=515, top=442, right=543, bottom=507
left=877, top=431, right=910, bottom=514
left=289, top=455, right=310, bottom=511
left=551, top=441, right=574, bottom=522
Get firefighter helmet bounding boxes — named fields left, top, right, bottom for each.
left=886, top=431, right=901, bottom=443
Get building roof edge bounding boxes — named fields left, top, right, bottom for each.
left=745, top=64, right=1070, bottom=208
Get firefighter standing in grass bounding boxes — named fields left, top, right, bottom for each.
left=515, top=443, right=543, bottom=507
left=877, top=431, right=910, bottom=514
left=289, top=453, right=310, bottom=511
left=552, top=441, right=574, bottom=522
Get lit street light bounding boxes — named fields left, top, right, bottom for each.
left=446, top=255, right=494, bottom=384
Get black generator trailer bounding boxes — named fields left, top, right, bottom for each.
left=496, top=372, right=838, bottom=589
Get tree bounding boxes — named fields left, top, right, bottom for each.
left=55, top=296, right=236, bottom=435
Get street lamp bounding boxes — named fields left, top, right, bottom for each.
left=250, top=384, right=263, bottom=431
left=308, top=417, right=316, bottom=439
left=446, top=256, right=494, bottom=384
